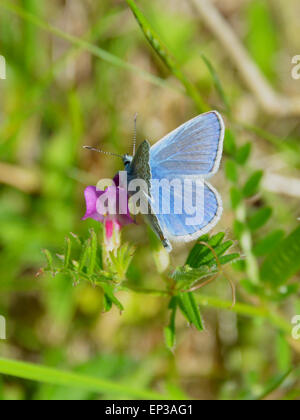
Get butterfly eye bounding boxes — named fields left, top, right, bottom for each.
left=123, top=155, right=132, bottom=167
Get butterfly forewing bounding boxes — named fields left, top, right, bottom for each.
left=150, top=111, right=224, bottom=179
left=129, top=140, right=151, bottom=191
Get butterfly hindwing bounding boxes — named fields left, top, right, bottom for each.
left=149, top=178, right=222, bottom=242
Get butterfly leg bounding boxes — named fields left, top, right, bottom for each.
left=145, top=212, right=172, bottom=253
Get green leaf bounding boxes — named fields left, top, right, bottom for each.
left=78, top=239, right=90, bottom=273
left=109, top=243, right=135, bottom=280
left=177, top=292, right=204, bottom=331
left=260, top=226, right=300, bottom=286
left=218, top=253, right=240, bottom=265
left=224, top=130, right=237, bottom=156
left=253, top=230, right=285, bottom=257
left=164, top=298, right=178, bottom=350
left=64, top=237, right=72, bottom=269
left=243, top=170, right=264, bottom=197
left=172, top=265, right=212, bottom=291
left=103, top=294, right=113, bottom=313
left=236, top=143, right=252, bottom=165
left=100, top=283, right=124, bottom=312
left=225, top=160, right=238, bottom=183
left=187, top=233, right=224, bottom=268
left=206, top=241, right=235, bottom=266
left=0, top=357, right=169, bottom=400
left=42, top=249, right=54, bottom=273
left=234, top=220, right=246, bottom=239
left=248, top=207, right=272, bottom=231
left=230, top=187, right=243, bottom=209
left=186, top=233, right=237, bottom=271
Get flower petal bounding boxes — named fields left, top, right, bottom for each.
left=82, top=186, right=104, bottom=222
left=105, top=219, right=114, bottom=240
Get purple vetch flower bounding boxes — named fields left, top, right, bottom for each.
left=82, top=183, right=134, bottom=251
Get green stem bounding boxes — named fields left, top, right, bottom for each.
left=126, top=0, right=208, bottom=113
left=195, top=294, right=291, bottom=334
left=235, top=202, right=260, bottom=285
left=124, top=286, right=291, bottom=335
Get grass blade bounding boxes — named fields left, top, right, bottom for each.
left=0, top=357, right=170, bottom=400
left=0, top=0, right=175, bottom=92
left=126, top=0, right=208, bottom=112
left=201, top=53, right=231, bottom=114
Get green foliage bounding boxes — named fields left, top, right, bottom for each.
left=108, top=244, right=135, bottom=280
left=126, top=0, right=208, bottom=112
left=253, top=230, right=285, bottom=257
left=260, top=226, right=300, bottom=286
left=187, top=233, right=234, bottom=267
left=236, top=143, right=252, bottom=166
left=0, top=0, right=299, bottom=402
left=42, top=230, right=127, bottom=311
left=245, top=0, right=279, bottom=81
left=225, top=160, right=238, bottom=183
left=177, top=292, right=204, bottom=332
left=201, top=54, right=231, bottom=114
left=0, top=357, right=170, bottom=400
left=225, top=129, right=300, bottom=305
left=43, top=230, right=239, bottom=351
left=164, top=298, right=177, bottom=350
left=172, top=265, right=212, bottom=291
left=162, top=233, right=240, bottom=348
left=243, top=170, right=264, bottom=197
left=248, top=207, right=272, bottom=231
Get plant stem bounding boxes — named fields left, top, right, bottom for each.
left=124, top=285, right=292, bottom=336
left=195, top=294, right=291, bottom=334
left=235, top=202, right=260, bottom=285
left=126, top=0, right=208, bottom=113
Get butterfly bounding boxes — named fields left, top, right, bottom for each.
left=85, top=111, right=224, bottom=252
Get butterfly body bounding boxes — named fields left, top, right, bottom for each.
left=123, top=111, right=225, bottom=253
left=124, top=140, right=172, bottom=252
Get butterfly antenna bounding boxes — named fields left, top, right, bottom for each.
left=83, top=146, right=123, bottom=159
left=132, top=113, right=138, bottom=156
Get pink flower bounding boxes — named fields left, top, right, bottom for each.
left=82, top=183, right=133, bottom=251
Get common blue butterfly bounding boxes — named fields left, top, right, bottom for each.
left=122, top=111, right=224, bottom=252
left=85, top=111, right=224, bottom=252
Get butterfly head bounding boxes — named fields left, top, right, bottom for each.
left=122, top=154, right=133, bottom=169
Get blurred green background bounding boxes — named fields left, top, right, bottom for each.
left=0, top=0, right=300, bottom=400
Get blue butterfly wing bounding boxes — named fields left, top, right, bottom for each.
left=150, top=111, right=224, bottom=179
left=149, top=177, right=222, bottom=242
left=148, top=111, right=224, bottom=243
